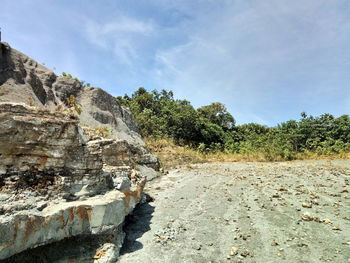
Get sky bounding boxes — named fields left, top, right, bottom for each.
left=1, top=0, right=350, bottom=125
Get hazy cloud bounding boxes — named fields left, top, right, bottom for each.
left=84, top=16, right=154, bottom=66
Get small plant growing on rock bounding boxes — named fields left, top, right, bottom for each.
left=66, top=95, right=82, bottom=115
left=94, top=127, right=111, bottom=138
left=61, top=72, right=84, bottom=87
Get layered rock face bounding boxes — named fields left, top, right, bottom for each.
left=0, top=42, right=159, bottom=262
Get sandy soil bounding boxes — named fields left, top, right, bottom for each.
left=118, top=160, right=350, bottom=263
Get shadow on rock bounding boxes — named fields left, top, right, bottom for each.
left=120, top=195, right=155, bottom=255
left=1, top=234, right=110, bottom=263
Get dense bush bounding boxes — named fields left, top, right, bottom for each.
left=117, top=87, right=350, bottom=160
left=117, top=88, right=230, bottom=146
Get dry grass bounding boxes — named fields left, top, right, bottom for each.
left=145, top=138, right=350, bottom=169
left=144, top=138, right=208, bottom=168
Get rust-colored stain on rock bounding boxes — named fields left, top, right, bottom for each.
left=93, top=250, right=106, bottom=259
left=12, top=221, right=20, bottom=242
left=123, top=184, right=144, bottom=209
left=38, top=156, right=48, bottom=170
left=23, top=216, right=45, bottom=243
left=76, top=206, right=92, bottom=221
left=68, top=207, right=75, bottom=222
left=56, top=211, right=65, bottom=227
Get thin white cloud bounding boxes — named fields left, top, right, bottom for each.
left=84, top=16, right=154, bottom=66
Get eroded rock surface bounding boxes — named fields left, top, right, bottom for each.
left=0, top=42, right=159, bottom=262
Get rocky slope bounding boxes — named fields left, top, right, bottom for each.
left=0, top=42, right=159, bottom=262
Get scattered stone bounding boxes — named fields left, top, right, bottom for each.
left=311, top=199, right=319, bottom=205
left=192, top=243, right=202, bottom=250
left=302, top=202, right=312, bottom=208
left=323, top=218, right=332, bottom=225
left=297, top=243, right=309, bottom=247
left=271, top=241, right=279, bottom=246
left=332, top=226, right=342, bottom=231
left=230, top=247, right=238, bottom=256
left=153, top=221, right=186, bottom=246
left=240, top=249, right=250, bottom=257
left=313, top=217, right=322, bottom=223
left=301, top=212, right=314, bottom=221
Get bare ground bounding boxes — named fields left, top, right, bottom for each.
left=118, top=160, right=350, bottom=263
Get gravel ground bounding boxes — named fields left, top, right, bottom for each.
left=118, top=160, right=350, bottom=263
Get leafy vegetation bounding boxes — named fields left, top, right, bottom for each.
left=94, top=127, right=111, bottom=138
left=117, top=87, right=350, bottom=161
left=66, top=95, right=82, bottom=115
left=61, top=72, right=89, bottom=87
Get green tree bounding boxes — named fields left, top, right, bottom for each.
left=198, top=102, right=235, bottom=129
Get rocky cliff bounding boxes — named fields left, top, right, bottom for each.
left=0, top=42, right=159, bottom=262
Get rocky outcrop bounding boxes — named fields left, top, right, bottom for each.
left=0, top=42, right=159, bottom=262
left=0, top=42, right=151, bottom=147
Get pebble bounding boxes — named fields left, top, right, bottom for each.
left=192, top=243, right=201, bottom=250
left=297, top=243, right=309, bottom=247
left=323, top=218, right=332, bottom=225
left=240, top=249, right=250, bottom=257
left=302, top=202, right=312, bottom=208
left=301, top=212, right=314, bottom=221
left=230, top=247, right=238, bottom=256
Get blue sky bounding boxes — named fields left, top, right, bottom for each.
left=1, top=0, right=350, bottom=125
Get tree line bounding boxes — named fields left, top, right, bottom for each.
left=117, top=87, right=350, bottom=160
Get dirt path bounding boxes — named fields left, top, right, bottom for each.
left=118, top=160, right=350, bottom=263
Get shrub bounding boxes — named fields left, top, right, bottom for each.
left=94, top=127, right=110, bottom=138
left=66, top=95, right=82, bottom=115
